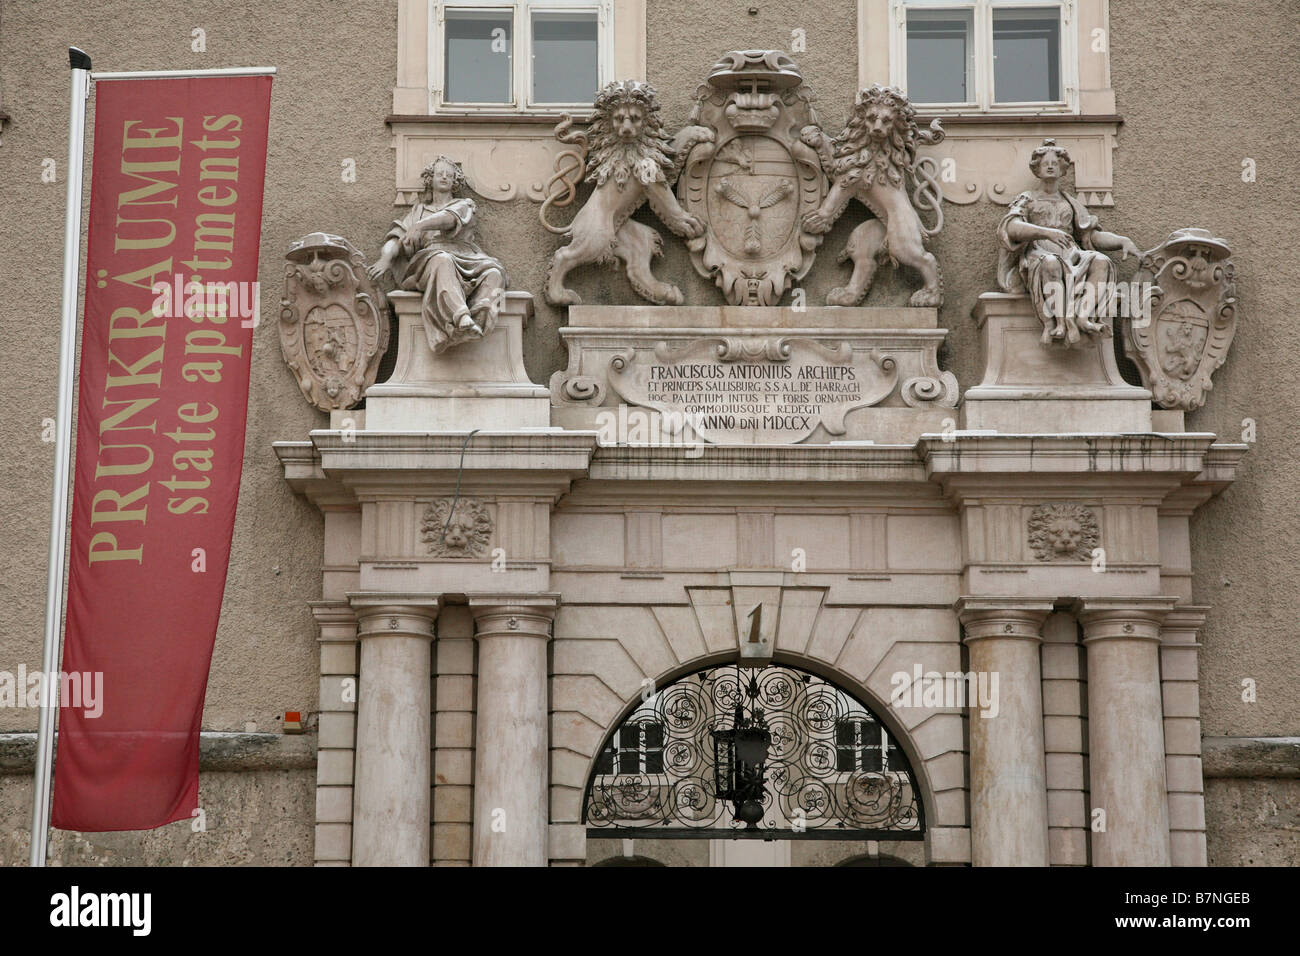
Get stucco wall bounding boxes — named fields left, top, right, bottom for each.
left=1, top=0, right=1296, bottom=865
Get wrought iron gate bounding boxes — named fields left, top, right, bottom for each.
left=582, top=663, right=925, bottom=840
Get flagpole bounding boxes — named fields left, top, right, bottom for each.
left=30, top=46, right=92, bottom=868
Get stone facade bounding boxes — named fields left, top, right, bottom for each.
left=1, top=1, right=1297, bottom=867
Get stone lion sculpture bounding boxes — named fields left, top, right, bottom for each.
left=421, top=498, right=492, bottom=558
left=1027, top=503, right=1099, bottom=562
left=541, top=80, right=713, bottom=306
left=800, top=85, right=946, bottom=307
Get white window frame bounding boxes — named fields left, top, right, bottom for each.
left=431, top=0, right=614, bottom=114
left=889, top=0, right=1079, bottom=114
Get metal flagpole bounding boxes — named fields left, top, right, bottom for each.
left=30, top=47, right=92, bottom=868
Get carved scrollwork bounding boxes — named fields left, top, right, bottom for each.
left=900, top=372, right=960, bottom=408
left=551, top=373, right=607, bottom=406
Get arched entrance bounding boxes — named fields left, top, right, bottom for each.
left=581, top=662, right=925, bottom=864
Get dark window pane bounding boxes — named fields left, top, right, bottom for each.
left=445, top=8, right=513, bottom=104
left=532, top=11, right=599, bottom=104
left=993, top=7, right=1061, bottom=102
left=906, top=9, right=973, bottom=103
left=862, top=743, right=883, bottom=773
left=595, top=743, right=613, bottom=775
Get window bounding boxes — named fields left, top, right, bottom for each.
left=835, top=716, right=901, bottom=773
left=595, top=720, right=664, bottom=775
left=892, top=0, right=1076, bottom=112
left=432, top=1, right=610, bottom=112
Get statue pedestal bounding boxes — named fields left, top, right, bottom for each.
left=962, top=293, right=1153, bottom=433
left=365, top=290, right=550, bottom=430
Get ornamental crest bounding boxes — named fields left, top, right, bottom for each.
left=421, top=498, right=493, bottom=558
left=279, top=232, right=389, bottom=411
left=1125, top=228, right=1237, bottom=410
left=676, top=50, right=827, bottom=306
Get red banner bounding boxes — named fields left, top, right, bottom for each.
left=52, top=75, right=272, bottom=831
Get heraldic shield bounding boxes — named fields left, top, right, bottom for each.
left=279, top=232, right=390, bottom=412
left=1125, top=227, right=1237, bottom=411
left=676, top=50, right=827, bottom=306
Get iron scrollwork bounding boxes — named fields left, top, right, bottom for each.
left=582, top=663, right=924, bottom=838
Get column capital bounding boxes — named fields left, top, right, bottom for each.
left=348, top=592, right=439, bottom=640
left=955, top=597, right=1054, bottom=643
left=1073, top=596, right=1179, bottom=643
left=468, top=593, right=560, bottom=640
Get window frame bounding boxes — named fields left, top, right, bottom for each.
left=430, top=0, right=613, bottom=114
left=889, top=0, right=1078, bottom=115
left=835, top=716, right=897, bottom=773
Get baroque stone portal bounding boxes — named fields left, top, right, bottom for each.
left=278, top=232, right=389, bottom=412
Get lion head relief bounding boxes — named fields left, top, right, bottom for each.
left=421, top=498, right=493, bottom=558
left=827, top=84, right=932, bottom=189
left=586, top=79, right=679, bottom=189
left=1028, top=503, right=1100, bottom=562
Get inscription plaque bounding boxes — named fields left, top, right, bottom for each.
left=608, top=337, right=898, bottom=443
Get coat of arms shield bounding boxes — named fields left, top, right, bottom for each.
left=676, top=50, right=827, bottom=306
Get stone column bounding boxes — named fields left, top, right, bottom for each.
left=957, top=598, right=1053, bottom=866
left=348, top=594, right=438, bottom=866
left=1076, top=597, right=1178, bottom=866
left=469, top=594, right=559, bottom=867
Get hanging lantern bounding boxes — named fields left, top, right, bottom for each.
left=711, top=673, right=772, bottom=828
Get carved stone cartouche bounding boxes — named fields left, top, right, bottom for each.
left=279, top=232, right=389, bottom=412
left=674, top=49, right=826, bottom=306
left=1125, top=228, right=1237, bottom=411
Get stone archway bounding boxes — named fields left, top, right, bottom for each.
left=548, top=590, right=969, bottom=865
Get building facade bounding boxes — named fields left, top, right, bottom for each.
left=1, top=0, right=1297, bottom=867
